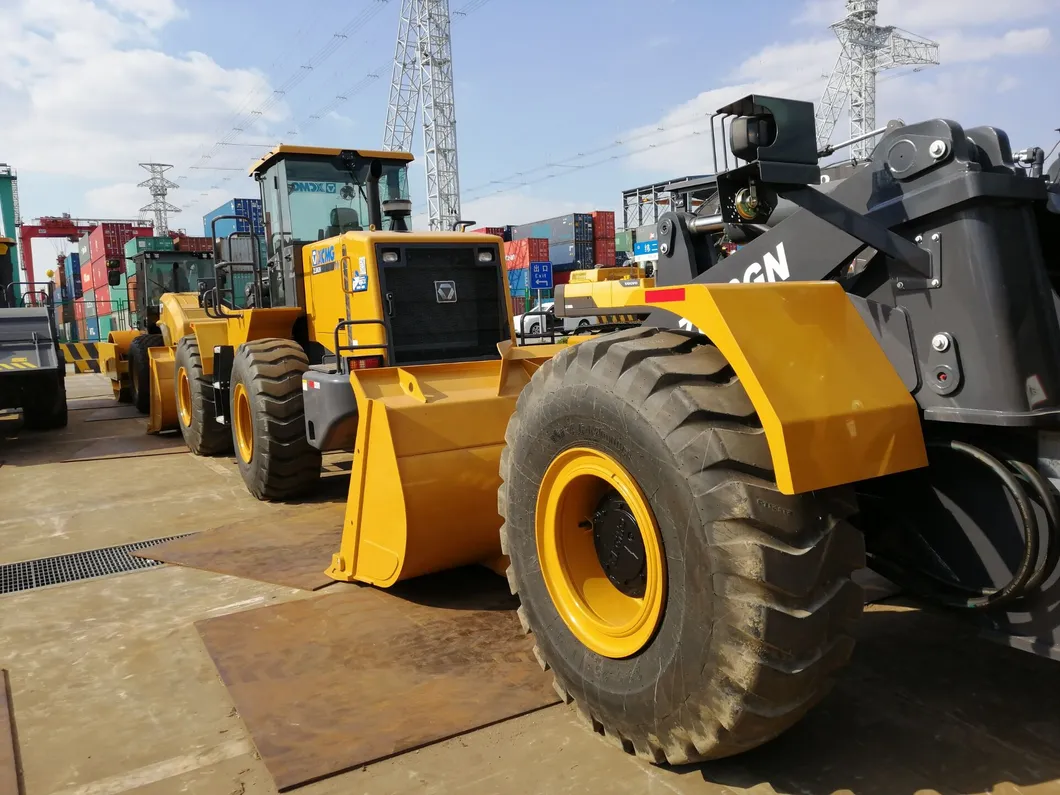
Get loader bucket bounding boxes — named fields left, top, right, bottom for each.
left=147, top=346, right=177, bottom=434
left=327, top=342, right=569, bottom=588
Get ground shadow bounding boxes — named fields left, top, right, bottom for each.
left=687, top=601, right=1060, bottom=795
left=390, top=566, right=518, bottom=612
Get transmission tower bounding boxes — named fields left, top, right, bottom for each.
left=383, top=0, right=461, bottom=231
left=138, top=163, right=181, bottom=235
left=816, top=0, right=939, bottom=160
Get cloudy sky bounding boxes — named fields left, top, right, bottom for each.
left=1, top=0, right=1057, bottom=273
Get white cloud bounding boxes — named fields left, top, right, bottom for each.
left=624, top=1, right=1057, bottom=177
left=1, top=0, right=281, bottom=223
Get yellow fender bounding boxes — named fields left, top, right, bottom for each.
left=327, top=342, right=570, bottom=587
left=97, top=330, right=142, bottom=396
left=636, top=281, right=928, bottom=494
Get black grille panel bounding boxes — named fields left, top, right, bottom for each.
left=0, top=535, right=192, bottom=595
left=382, top=245, right=507, bottom=364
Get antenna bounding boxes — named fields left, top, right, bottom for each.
left=138, top=163, right=181, bottom=235
left=816, top=1, right=939, bottom=160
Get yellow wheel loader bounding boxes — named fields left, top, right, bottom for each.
left=326, top=94, right=1060, bottom=763
left=143, top=145, right=517, bottom=500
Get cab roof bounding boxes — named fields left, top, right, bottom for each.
left=248, top=145, right=415, bottom=176
left=0, top=236, right=13, bottom=244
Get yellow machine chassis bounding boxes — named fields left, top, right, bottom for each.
left=327, top=280, right=927, bottom=589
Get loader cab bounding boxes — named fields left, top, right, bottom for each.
left=249, top=146, right=413, bottom=310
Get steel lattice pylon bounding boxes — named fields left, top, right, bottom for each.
left=383, top=0, right=461, bottom=231
left=816, top=0, right=939, bottom=160
left=138, top=163, right=181, bottom=235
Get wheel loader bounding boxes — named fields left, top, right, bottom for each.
left=325, top=94, right=1060, bottom=764
left=98, top=243, right=217, bottom=411
left=139, top=145, right=518, bottom=500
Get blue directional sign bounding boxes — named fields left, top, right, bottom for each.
left=529, top=260, right=553, bottom=290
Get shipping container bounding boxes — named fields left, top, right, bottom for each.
left=203, top=198, right=266, bottom=238
left=89, top=223, right=153, bottom=262
left=553, top=270, right=572, bottom=287
left=124, top=236, right=176, bottom=257
left=83, top=292, right=97, bottom=318
left=510, top=296, right=528, bottom=316
left=173, top=235, right=214, bottom=254
left=471, top=227, right=505, bottom=236
left=615, top=229, right=633, bottom=252
left=593, top=238, right=616, bottom=267
left=591, top=211, right=616, bottom=240
left=634, top=224, right=657, bottom=244
left=90, top=258, right=108, bottom=292
left=503, top=238, right=549, bottom=271
left=549, top=241, right=595, bottom=271
left=510, top=213, right=594, bottom=243
left=507, top=267, right=529, bottom=295
left=77, top=233, right=92, bottom=264
left=73, top=299, right=85, bottom=322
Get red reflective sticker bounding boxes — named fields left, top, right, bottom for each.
left=645, top=288, right=686, bottom=304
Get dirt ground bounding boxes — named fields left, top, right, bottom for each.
left=1, top=374, right=1058, bottom=795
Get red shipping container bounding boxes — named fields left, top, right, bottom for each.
left=510, top=296, right=527, bottom=316
left=91, top=257, right=108, bottom=292
left=81, top=265, right=94, bottom=292
left=96, top=284, right=112, bottom=316
left=593, top=238, right=616, bottom=267
left=553, top=270, right=572, bottom=286
left=591, top=211, right=615, bottom=240
left=173, top=235, right=214, bottom=253
left=471, top=227, right=504, bottom=236
left=89, top=223, right=153, bottom=261
left=74, top=299, right=85, bottom=321
left=76, top=318, right=87, bottom=340
left=504, top=238, right=549, bottom=271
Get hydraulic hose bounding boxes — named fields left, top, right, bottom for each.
left=1002, top=459, right=1059, bottom=594
left=866, top=440, right=1042, bottom=610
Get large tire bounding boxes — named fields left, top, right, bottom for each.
left=173, top=335, right=231, bottom=456
left=499, top=327, right=864, bottom=764
left=128, top=333, right=162, bottom=414
left=23, top=374, right=67, bottom=430
left=229, top=338, right=321, bottom=501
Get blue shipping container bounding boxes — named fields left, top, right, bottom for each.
left=203, top=198, right=265, bottom=238
left=549, top=241, right=594, bottom=270
left=508, top=267, right=528, bottom=295
left=65, top=252, right=83, bottom=298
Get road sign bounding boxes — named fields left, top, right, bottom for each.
left=529, top=261, right=553, bottom=290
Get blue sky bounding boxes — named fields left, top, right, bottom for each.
left=2, top=0, right=1058, bottom=273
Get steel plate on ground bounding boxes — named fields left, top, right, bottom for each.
left=67, top=397, right=122, bottom=411
left=81, top=405, right=144, bottom=422
left=60, top=433, right=187, bottom=462
left=1, top=671, right=23, bottom=795
left=195, top=568, right=560, bottom=791
left=133, top=503, right=346, bottom=591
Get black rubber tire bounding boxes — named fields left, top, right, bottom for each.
left=22, top=374, right=67, bottom=430
left=499, top=327, right=865, bottom=764
left=229, top=338, right=321, bottom=501
left=128, top=333, right=162, bottom=414
left=173, top=335, right=231, bottom=456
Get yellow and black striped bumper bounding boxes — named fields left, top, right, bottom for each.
left=60, top=342, right=101, bottom=373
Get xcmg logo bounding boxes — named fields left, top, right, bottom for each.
left=311, top=246, right=336, bottom=268
left=728, top=242, right=790, bottom=284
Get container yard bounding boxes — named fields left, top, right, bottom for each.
left=3, top=0, right=1060, bottom=794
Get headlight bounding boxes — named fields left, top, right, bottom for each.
left=477, top=249, right=494, bottom=262
left=381, top=250, right=400, bottom=263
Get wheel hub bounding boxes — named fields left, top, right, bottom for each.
left=591, top=492, right=646, bottom=598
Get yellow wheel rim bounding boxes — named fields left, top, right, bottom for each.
left=233, top=382, right=254, bottom=463
left=177, top=367, right=193, bottom=427
left=535, top=447, right=666, bottom=659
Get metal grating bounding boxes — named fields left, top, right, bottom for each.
left=0, top=535, right=193, bottom=595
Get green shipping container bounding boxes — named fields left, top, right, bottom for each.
left=126, top=257, right=137, bottom=276
left=615, top=230, right=633, bottom=252
left=124, top=237, right=176, bottom=258
left=97, top=315, right=115, bottom=339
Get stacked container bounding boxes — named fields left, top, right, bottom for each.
left=503, top=239, right=549, bottom=298
left=509, top=213, right=594, bottom=245
left=592, top=210, right=617, bottom=267
left=471, top=226, right=505, bottom=236
left=83, top=223, right=150, bottom=334
left=203, top=198, right=266, bottom=238
left=64, top=252, right=83, bottom=299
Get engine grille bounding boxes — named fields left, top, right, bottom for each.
left=381, top=245, right=507, bottom=364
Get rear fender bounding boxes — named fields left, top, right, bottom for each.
left=609, top=281, right=929, bottom=494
